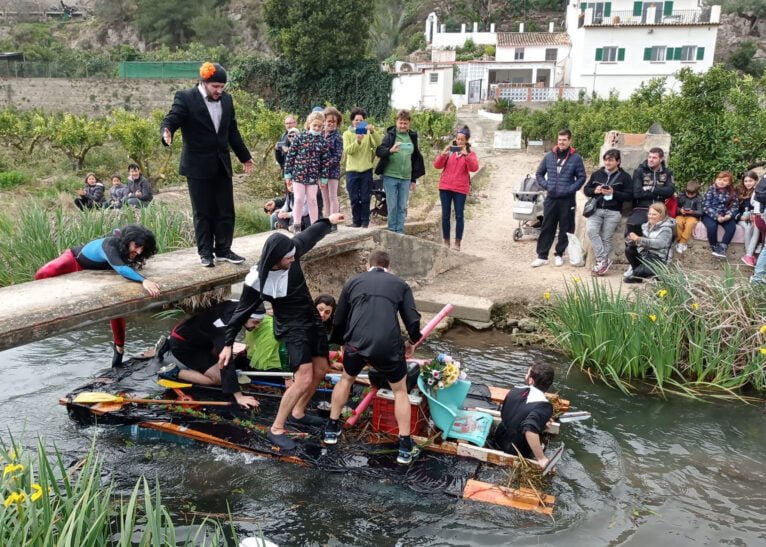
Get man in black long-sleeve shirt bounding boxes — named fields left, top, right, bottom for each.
left=218, top=213, right=345, bottom=450
left=323, top=250, right=423, bottom=464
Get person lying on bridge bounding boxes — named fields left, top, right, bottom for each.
left=218, top=213, right=345, bottom=450
left=34, top=224, right=161, bottom=367
left=157, top=300, right=262, bottom=409
left=323, top=250, right=423, bottom=465
left=491, top=363, right=555, bottom=468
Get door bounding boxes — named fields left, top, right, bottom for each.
left=467, top=79, right=482, bottom=104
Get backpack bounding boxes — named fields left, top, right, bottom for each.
left=755, top=175, right=766, bottom=205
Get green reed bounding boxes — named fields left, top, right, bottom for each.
left=537, top=266, right=766, bottom=398
left=0, top=204, right=196, bottom=287
left=0, top=436, right=232, bottom=546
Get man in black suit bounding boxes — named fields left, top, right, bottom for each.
left=161, top=62, right=253, bottom=268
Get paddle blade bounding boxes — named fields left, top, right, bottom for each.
left=157, top=379, right=193, bottom=389
left=73, top=392, right=123, bottom=404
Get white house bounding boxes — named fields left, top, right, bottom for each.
left=390, top=65, right=453, bottom=111
left=425, top=13, right=497, bottom=48
left=566, top=1, right=721, bottom=98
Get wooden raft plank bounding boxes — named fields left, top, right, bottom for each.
left=463, top=479, right=554, bottom=515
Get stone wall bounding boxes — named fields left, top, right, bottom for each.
left=0, top=78, right=190, bottom=114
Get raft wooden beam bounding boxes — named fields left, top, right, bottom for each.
left=463, top=480, right=555, bottom=515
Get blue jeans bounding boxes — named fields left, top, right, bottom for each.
left=753, top=249, right=766, bottom=283
left=346, top=169, right=372, bottom=226
left=701, top=214, right=736, bottom=247
left=439, top=190, right=467, bottom=240
left=383, top=176, right=410, bottom=233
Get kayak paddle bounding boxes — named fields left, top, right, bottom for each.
left=73, top=391, right=231, bottom=406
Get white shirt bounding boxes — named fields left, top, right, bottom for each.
left=197, top=83, right=222, bottom=133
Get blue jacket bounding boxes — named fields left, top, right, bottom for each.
left=535, top=147, right=586, bottom=198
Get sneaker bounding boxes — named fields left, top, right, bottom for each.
left=742, top=255, right=756, bottom=267
left=323, top=420, right=341, bottom=445
left=750, top=275, right=766, bottom=286
left=111, top=344, right=124, bottom=368
left=531, top=258, right=548, bottom=268
left=554, top=256, right=564, bottom=267
left=158, top=364, right=180, bottom=380
left=216, top=251, right=245, bottom=264
left=591, top=261, right=603, bottom=275
left=624, top=276, right=643, bottom=284
left=267, top=431, right=297, bottom=450
left=675, top=243, right=687, bottom=254
left=155, top=335, right=169, bottom=362
left=623, top=267, right=634, bottom=279
left=396, top=445, right=421, bottom=465
left=711, top=245, right=727, bottom=259
left=287, top=413, right=326, bottom=427
left=597, top=259, right=613, bottom=275
left=200, top=256, right=215, bottom=268
left=756, top=244, right=763, bottom=255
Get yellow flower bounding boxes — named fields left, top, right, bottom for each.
left=30, top=483, right=43, bottom=502
left=648, top=314, right=657, bottom=322
left=2, top=491, right=25, bottom=507
left=657, top=289, right=668, bottom=298
left=572, top=277, right=581, bottom=283
left=760, top=347, right=766, bottom=355
left=3, top=463, right=24, bottom=478
left=759, top=325, right=766, bottom=334
left=543, top=291, right=551, bottom=300
left=691, top=303, right=699, bottom=310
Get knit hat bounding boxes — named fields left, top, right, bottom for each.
left=199, top=62, right=227, bottom=84
left=457, top=126, right=471, bottom=138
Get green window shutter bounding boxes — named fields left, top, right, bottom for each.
left=618, top=48, right=625, bottom=61
left=644, top=47, right=652, bottom=61
left=595, top=48, right=603, bottom=61
left=580, top=2, right=587, bottom=11
left=696, top=47, right=705, bottom=60
left=674, top=47, right=682, bottom=60
left=604, top=2, right=612, bottom=16
left=663, top=1, right=674, bottom=16
left=633, top=2, right=643, bottom=16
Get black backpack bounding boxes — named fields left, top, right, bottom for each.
left=755, top=175, right=766, bottom=205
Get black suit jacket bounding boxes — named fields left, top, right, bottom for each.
left=160, top=87, right=251, bottom=179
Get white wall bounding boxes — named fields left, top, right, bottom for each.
left=496, top=44, right=568, bottom=63
left=390, top=68, right=453, bottom=111
left=431, top=31, right=497, bottom=49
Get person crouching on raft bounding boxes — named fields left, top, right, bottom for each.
left=34, top=224, right=161, bottom=367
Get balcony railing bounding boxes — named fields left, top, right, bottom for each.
left=492, top=84, right=585, bottom=103
left=582, top=8, right=718, bottom=27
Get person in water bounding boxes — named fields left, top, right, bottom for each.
left=218, top=213, right=345, bottom=450
left=34, top=224, right=161, bottom=367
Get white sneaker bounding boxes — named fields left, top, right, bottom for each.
left=675, top=243, right=687, bottom=254
left=554, top=256, right=564, bottom=267
left=623, top=267, right=634, bottom=279
left=531, top=258, right=548, bottom=268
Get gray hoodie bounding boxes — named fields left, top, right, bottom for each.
left=638, top=217, right=675, bottom=262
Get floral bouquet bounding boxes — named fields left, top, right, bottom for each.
left=421, top=354, right=462, bottom=390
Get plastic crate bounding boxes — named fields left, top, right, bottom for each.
left=371, top=389, right=429, bottom=436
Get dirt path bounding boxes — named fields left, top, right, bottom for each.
left=414, top=110, right=624, bottom=316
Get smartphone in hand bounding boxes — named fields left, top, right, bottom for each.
left=450, top=146, right=461, bottom=153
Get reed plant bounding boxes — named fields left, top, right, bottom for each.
left=0, top=204, right=196, bottom=287
left=0, top=437, right=232, bottom=546
left=537, top=266, right=766, bottom=398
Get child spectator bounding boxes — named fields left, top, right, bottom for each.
left=106, top=174, right=129, bottom=209
left=624, top=202, right=675, bottom=283
left=674, top=180, right=703, bottom=254
left=322, top=107, right=344, bottom=231
left=582, top=148, right=632, bottom=275
left=284, top=111, right=330, bottom=232
left=74, top=173, right=105, bottom=210
left=737, top=171, right=760, bottom=266
left=701, top=171, right=738, bottom=258
left=124, top=164, right=153, bottom=208
left=434, top=125, right=479, bottom=251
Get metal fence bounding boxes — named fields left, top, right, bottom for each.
left=118, top=62, right=201, bottom=79
left=584, top=9, right=714, bottom=27
left=0, top=61, right=118, bottom=78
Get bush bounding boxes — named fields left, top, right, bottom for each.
left=452, top=80, right=466, bottom=95
left=0, top=171, right=28, bottom=189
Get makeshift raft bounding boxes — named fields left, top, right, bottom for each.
left=60, top=356, right=576, bottom=515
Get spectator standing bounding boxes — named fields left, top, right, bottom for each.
left=674, top=180, right=703, bottom=253
left=375, top=110, right=425, bottom=234
left=530, top=129, right=587, bottom=267
left=322, top=107, right=344, bottom=230
left=433, top=125, right=479, bottom=250
left=344, top=108, right=381, bottom=228
left=582, top=148, right=632, bottom=276
left=701, top=171, right=738, bottom=258
left=275, top=115, right=298, bottom=174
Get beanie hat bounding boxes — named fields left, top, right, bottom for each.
left=200, top=62, right=227, bottom=84
left=457, top=126, right=471, bottom=139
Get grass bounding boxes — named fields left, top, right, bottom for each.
left=0, top=436, right=233, bottom=546
left=536, top=265, right=766, bottom=398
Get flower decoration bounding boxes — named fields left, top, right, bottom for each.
left=420, top=354, right=461, bottom=390
left=199, top=62, right=216, bottom=80
left=3, top=463, right=23, bottom=478
left=543, top=291, right=551, bottom=301
left=572, top=277, right=581, bottom=284
left=648, top=314, right=657, bottom=322
left=30, top=483, right=43, bottom=502
left=657, top=289, right=668, bottom=298
left=3, top=491, right=25, bottom=507
left=690, top=303, right=699, bottom=310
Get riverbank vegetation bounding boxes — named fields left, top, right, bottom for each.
left=538, top=267, right=766, bottom=398
left=0, top=437, right=233, bottom=546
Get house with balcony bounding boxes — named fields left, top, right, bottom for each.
left=565, top=1, right=721, bottom=98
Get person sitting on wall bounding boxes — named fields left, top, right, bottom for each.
left=491, top=363, right=555, bottom=468
left=124, top=163, right=154, bottom=208
left=74, top=172, right=105, bottom=211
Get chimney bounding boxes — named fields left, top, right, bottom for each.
left=549, top=22, right=554, bottom=33
left=519, top=22, right=525, bottom=33
left=473, top=22, right=478, bottom=32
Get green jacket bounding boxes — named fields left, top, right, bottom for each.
left=343, top=127, right=382, bottom=173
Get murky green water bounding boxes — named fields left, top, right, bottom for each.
left=1, top=318, right=764, bottom=546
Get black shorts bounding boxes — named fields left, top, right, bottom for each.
left=282, top=325, right=329, bottom=372
left=169, top=337, right=216, bottom=373
left=343, top=346, right=408, bottom=384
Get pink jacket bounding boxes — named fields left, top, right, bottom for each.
left=434, top=150, right=479, bottom=194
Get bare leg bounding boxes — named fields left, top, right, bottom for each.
left=178, top=368, right=219, bottom=385
left=292, top=356, right=329, bottom=418
left=271, top=362, right=313, bottom=435
left=329, top=369, right=356, bottom=420
left=390, top=376, right=411, bottom=437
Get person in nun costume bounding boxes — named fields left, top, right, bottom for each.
left=218, top=212, right=345, bottom=449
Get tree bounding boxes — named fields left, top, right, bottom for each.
left=47, top=113, right=107, bottom=170
left=727, top=40, right=765, bottom=77
left=722, top=0, right=766, bottom=36
left=0, top=108, right=48, bottom=156
left=134, top=0, right=226, bottom=48
left=263, top=0, right=375, bottom=75
left=109, top=110, right=163, bottom=178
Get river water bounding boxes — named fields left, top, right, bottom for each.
left=0, top=318, right=764, bottom=546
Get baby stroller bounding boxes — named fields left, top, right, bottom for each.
left=512, top=174, right=545, bottom=241
left=370, top=178, right=388, bottom=218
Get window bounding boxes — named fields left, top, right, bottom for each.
left=429, top=72, right=439, bottom=83
left=545, top=48, right=558, bottom=61
left=680, top=46, right=696, bottom=61
left=603, top=46, right=617, bottom=62
left=649, top=46, right=666, bottom=62
left=595, top=47, right=624, bottom=62
left=580, top=2, right=612, bottom=22
left=514, top=48, right=524, bottom=60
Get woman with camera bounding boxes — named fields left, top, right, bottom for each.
left=433, top=125, right=479, bottom=251
left=624, top=202, right=675, bottom=283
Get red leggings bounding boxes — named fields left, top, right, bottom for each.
left=35, top=250, right=127, bottom=346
